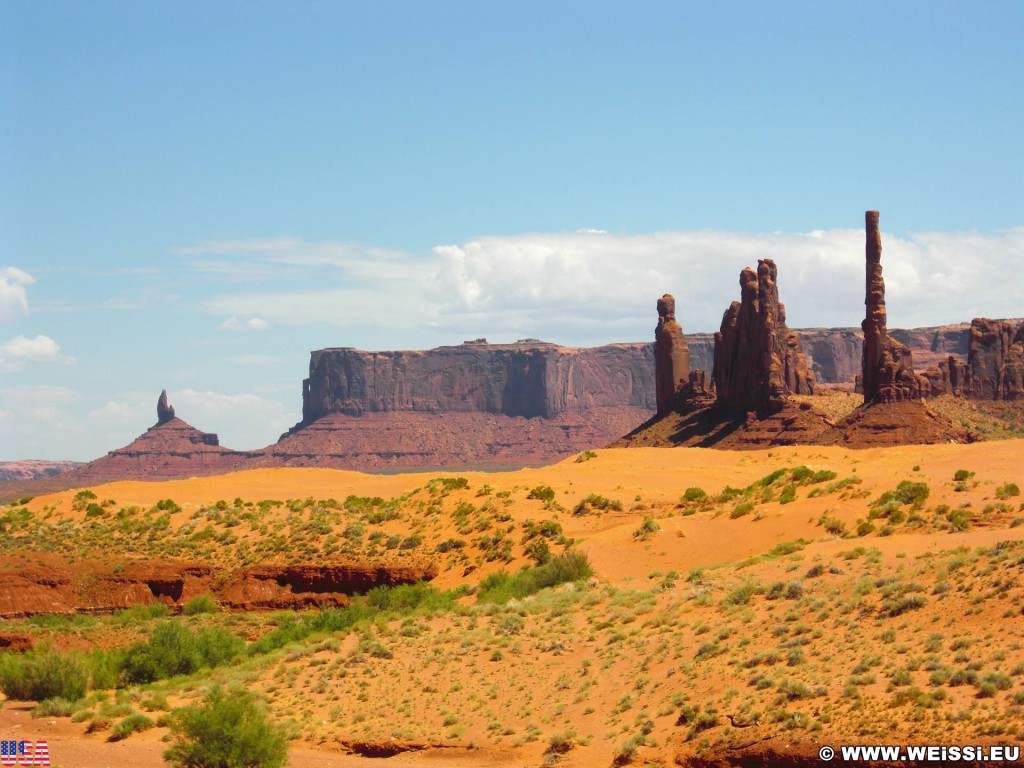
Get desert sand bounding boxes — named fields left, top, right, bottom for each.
left=3, top=440, right=1024, bottom=767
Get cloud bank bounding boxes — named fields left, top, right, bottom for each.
left=186, top=226, right=1024, bottom=345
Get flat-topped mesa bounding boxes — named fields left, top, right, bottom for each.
left=712, top=259, right=814, bottom=416
left=156, top=389, right=175, bottom=425
left=967, top=318, right=1024, bottom=400
left=654, top=294, right=691, bottom=416
left=860, top=211, right=928, bottom=403
left=297, top=339, right=656, bottom=427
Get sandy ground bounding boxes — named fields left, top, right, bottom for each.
left=5, top=440, right=1024, bottom=767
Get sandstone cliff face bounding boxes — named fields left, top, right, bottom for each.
left=922, top=356, right=969, bottom=397
left=713, top=260, right=814, bottom=415
left=0, top=553, right=435, bottom=617
left=967, top=319, right=1024, bottom=400
left=298, top=340, right=656, bottom=425
left=860, top=211, right=928, bottom=403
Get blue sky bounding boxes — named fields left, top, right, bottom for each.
left=2, top=1, right=1022, bottom=461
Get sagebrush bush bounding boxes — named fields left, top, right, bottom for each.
left=477, top=551, right=592, bottom=605
left=527, top=485, right=556, bottom=502
left=182, top=594, right=219, bottom=615
left=110, top=713, right=154, bottom=741
left=164, top=687, right=288, bottom=768
left=0, top=648, right=89, bottom=701
left=120, top=621, right=243, bottom=684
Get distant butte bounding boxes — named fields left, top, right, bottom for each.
left=58, top=391, right=257, bottom=484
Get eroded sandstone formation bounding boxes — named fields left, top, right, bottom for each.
left=712, top=259, right=814, bottom=415
left=296, top=340, right=655, bottom=424
left=0, top=554, right=436, bottom=617
left=860, top=211, right=929, bottom=403
left=922, top=356, right=969, bottom=397
left=654, top=294, right=691, bottom=416
left=61, top=392, right=258, bottom=484
left=967, top=319, right=1024, bottom=400
left=156, top=389, right=175, bottom=425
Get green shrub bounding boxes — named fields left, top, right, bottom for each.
left=426, top=477, right=469, bottom=495
left=879, top=595, right=926, bottom=618
left=682, top=487, right=707, bottom=502
left=730, top=502, right=755, bottom=518
left=819, top=514, right=847, bottom=536
left=164, top=687, right=287, bottom=768
left=527, top=485, right=556, bottom=503
left=0, top=648, right=89, bottom=701
left=996, top=483, right=1021, bottom=500
left=633, top=518, right=660, bottom=541
left=120, top=621, right=243, bottom=684
left=525, top=538, right=552, bottom=565
left=477, top=551, right=592, bottom=605
left=953, top=469, right=974, bottom=482
left=572, top=494, right=622, bottom=515
left=182, top=594, right=220, bottom=615
left=874, top=481, right=930, bottom=509
left=779, top=484, right=797, bottom=504
left=110, top=713, right=154, bottom=741
left=31, top=697, right=77, bottom=718
left=575, top=450, right=598, bottom=463
left=114, top=602, right=172, bottom=623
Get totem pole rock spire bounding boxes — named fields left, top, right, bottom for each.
left=860, top=211, right=926, bottom=403
left=157, top=389, right=176, bottom=425
left=654, top=294, right=691, bottom=416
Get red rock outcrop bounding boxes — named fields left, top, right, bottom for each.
left=654, top=294, right=690, bottom=416
left=0, top=553, right=436, bottom=617
left=922, top=356, right=969, bottom=397
left=860, top=211, right=929, bottom=403
left=219, top=563, right=437, bottom=611
left=967, top=319, right=1024, bottom=400
left=712, top=259, right=814, bottom=415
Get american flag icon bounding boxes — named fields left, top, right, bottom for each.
left=0, top=741, right=50, bottom=766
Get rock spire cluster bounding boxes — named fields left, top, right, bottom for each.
left=712, top=259, right=814, bottom=415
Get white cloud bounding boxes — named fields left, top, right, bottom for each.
left=220, top=316, right=269, bottom=331
left=0, top=334, right=75, bottom=372
left=172, top=388, right=294, bottom=447
left=184, top=227, right=1024, bottom=350
left=430, top=226, right=1024, bottom=338
left=0, top=267, right=36, bottom=322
